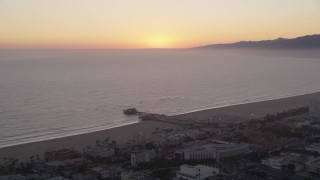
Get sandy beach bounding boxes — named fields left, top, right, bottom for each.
left=0, top=121, right=177, bottom=163
left=1, top=91, right=320, bottom=163
left=174, top=91, right=320, bottom=120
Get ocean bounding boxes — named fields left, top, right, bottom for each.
left=1, top=49, right=320, bottom=148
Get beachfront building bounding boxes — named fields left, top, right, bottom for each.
left=86, top=147, right=115, bottom=158
left=176, top=164, right=219, bottom=180
left=175, top=143, right=249, bottom=162
left=131, top=150, right=156, bottom=167
left=305, top=156, right=320, bottom=175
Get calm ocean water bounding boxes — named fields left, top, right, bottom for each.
left=1, top=49, right=320, bottom=148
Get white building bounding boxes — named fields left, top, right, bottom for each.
left=305, top=156, right=320, bottom=175
left=305, top=143, right=320, bottom=153
left=261, top=156, right=284, bottom=170
left=86, top=147, right=115, bottom=158
left=175, top=143, right=249, bottom=162
left=176, top=164, right=219, bottom=180
left=131, top=150, right=156, bottom=167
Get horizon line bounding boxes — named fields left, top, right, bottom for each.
left=1, top=33, right=318, bottom=50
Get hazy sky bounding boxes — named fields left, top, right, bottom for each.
left=0, top=0, right=320, bottom=48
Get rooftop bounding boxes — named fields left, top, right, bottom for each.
left=176, top=143, right=248, bottom=153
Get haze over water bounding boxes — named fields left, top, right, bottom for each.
left=1, top=49, right=320, bottom=148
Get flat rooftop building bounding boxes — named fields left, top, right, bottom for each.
left=306, top=143, right=320, bottom=153
left=175, top=143, right=249, bottom=162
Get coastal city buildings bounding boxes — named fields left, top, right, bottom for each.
left=175, top=143, right=249, bottom=162
left=1, top=106, right=320, bottom=179
left=175, top=164, right=219, bottom=180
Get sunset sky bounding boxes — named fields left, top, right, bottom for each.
left=0, top=0, right=320, bottom=49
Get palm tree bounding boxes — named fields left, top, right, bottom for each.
left=30, top=156, right=35, bottom=163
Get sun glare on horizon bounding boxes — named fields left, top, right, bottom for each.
left=0, top=0, right=320, bottom=49
left=144, top=36, right=176, bottom=48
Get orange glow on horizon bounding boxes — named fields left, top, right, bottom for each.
left=0, top=37, right=198, bottom=49
left=1, top=0, right=320, bottom=49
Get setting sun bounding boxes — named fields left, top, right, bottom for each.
left=144, top=36, right=175, bottom=48
left=0, top=0, right=319, bottom=49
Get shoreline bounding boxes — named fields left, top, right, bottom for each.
left=1, top=91, right=320, bottom=163
left=1, top=89, right=317, bottom=149
left=0, top=121, right=139, bottom=149
left=173, top=91, right=320, bottom=120
left=173, top=89, right=320, bottom=117
left=0, top=120, right=177, bottom=163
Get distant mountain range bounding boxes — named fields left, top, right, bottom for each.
left=196, top=34, right=320, bottom=49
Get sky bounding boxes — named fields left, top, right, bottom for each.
left=0, top=0, right=320, bottom=49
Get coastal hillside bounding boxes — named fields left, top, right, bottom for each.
left=196, top=34, right=320, bottom=49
